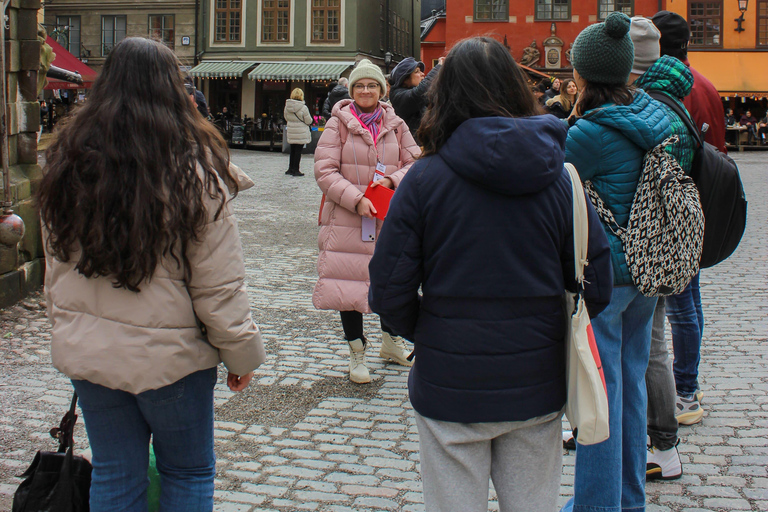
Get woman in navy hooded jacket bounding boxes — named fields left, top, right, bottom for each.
left=368, top=37, right=613, bottom=512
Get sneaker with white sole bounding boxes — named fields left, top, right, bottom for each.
left=647, top=444, right=683, bottom=481
left=563, top=430, right=576, bottom=450
left=675, top=395, right=703, bottom=425
left=694, top=387, right=704, bottom=403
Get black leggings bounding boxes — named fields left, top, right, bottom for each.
left=289, top=144, right=303, bottom=171
left=339, top=311, right=393, bottom=343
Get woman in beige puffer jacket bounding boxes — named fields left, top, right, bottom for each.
left=284, top=88, right=313, bottom=176
left=313, top=59, right=420, bottom=384
left=37, top=38, right=265, bottom=510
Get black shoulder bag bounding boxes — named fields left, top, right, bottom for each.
left=12, top=393, right=92, bottom=512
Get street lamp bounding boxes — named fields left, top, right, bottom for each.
left=735, top=0, right=748, bottom=32
left=384, top=52, right=392, bottom=73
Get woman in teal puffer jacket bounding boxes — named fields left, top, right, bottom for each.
left=560, top=12, right=673, bottom=512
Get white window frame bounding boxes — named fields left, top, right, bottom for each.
left=306, top=0, right=345, bottom=47
left=256, top=0, right=295, bottom=46
left=209, top=0, right=248, bottom=48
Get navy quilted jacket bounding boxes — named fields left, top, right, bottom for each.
left=368, top=115, right=613, bottom=423
left=566, top=89, right=673, bottom=285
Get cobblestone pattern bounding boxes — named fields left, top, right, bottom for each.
left=0, top=151, right=766, bottom=511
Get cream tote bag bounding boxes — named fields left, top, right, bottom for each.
left=564, top=163, right=610, bottom=446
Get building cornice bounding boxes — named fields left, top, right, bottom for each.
left=44, top=2, right=195, bottom=10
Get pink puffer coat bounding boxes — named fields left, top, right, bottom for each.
left=313, top=99, right=420, bottom=313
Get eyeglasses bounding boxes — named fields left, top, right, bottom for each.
left=353, top=83, right=381, bottom=91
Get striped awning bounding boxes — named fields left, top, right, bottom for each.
left=249, top=62, right=353, bottom=81
left=189, top=61, right=257, bottom=79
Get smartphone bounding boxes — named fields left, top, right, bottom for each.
left=362, top=217, right=376, bottom=242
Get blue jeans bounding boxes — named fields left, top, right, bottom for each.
left=72, top=367, right=217, bottom=512
left=564, top=285, right=657, bottom=512
left=666, top=273, right=703, bottom=397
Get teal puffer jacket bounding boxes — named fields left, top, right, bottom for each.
left=634, top=55, right=696, bottom=174
left=566, top=89, right=673, bottom=285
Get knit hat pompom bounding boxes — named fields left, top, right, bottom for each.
left=571, top=12, right=635, bottom=85
left=348, top=59, right=388, bottom=97
left=605, top=11, right=631, bottom=39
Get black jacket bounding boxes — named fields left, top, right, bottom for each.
left=369, top=115, right=613, bottom=423
left=322, top=85, right=350, bottom=120
left=389, top=65, right=440, bottom=141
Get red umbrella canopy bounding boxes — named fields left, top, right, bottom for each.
left=44, top=36, right=98, bottom=89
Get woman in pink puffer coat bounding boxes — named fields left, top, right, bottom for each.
left=313, top=59, right=421, bottom=384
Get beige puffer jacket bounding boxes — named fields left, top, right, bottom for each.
left=44, top=164, right=266, bottom=394
left=284, top=99, right=312, bottom=145
left=313, top=99, right=420, bottom=313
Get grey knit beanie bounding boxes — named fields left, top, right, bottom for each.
left=571, top=12, right=635, bottom=85
left=629, top=16, right=661, bottom=75
left=348, top=59, right=388, bottom=95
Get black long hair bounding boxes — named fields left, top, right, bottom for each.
left=38, top=37, right=237, bottom=292
left=417, top=36, right=542, bottom=157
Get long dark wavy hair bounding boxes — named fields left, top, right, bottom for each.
left=417, top=37, right=542, bottom=157
left=38, top=37, right=237, bottom=292
left=574, top=81, right=634, bottom=117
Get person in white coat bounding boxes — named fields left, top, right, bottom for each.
left=284, top=88, right=313, bottom=176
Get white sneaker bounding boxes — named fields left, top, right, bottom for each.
left=647, top=444, right=683, bottom=481
left=675, top=395, right=704, bottom=425
left=379, top=332, right=413, bottom=367
left=347, top=338, right=371, bottom=384
left=563, top=430, right=576, bottom=450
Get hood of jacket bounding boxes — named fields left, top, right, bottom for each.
left=437, top=115, right=567, bottom=196
left=581, top=89, right=671, bottom=151
left=390, top=57, right=423, bottom=89
left=285, top=98, right=306, bottom=114
left=634, top=55, right=693, bottom=100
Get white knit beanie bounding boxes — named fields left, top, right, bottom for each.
left=348, top=59, right=388, bottom=95
left=629, top=16, right=661, bottom=75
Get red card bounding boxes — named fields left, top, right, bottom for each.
left=364, top=182, right=395, bottom=220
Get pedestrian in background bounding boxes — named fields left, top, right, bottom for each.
left=389, top=56, right=442, bottom=143
left=313, top=58, right=420, bottom=384
left=369, top=36, right=613, bottom=512
left=284, top=88, right=313, bottom=176
left=37, top=37, right=266, bottom=511
left=322, top=77, right=350, bottom=120
left=561, top=12, right=673, bottom=512
left=545, top=78, right=579, bottom=118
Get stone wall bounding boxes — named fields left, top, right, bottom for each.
left=0, top=0, right=44, bottom=308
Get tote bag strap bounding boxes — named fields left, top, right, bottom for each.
left=564, top=163, right=588, bottom=287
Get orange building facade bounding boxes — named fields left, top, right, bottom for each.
left=421, top=0, right=767, bottom=102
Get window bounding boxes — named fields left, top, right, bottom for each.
left=101, top=15, right=126, bottom=56
left=215, top=0, right=242, bottom=42
left=54, top=16, right=80, bottom=56
left=149, top=15, right=175, bottom=49
left=689, top=1, right=722, bottom=47
left=262, top=0, right=290, bottom=42
left=758, top=0, right=768, bottom=47
left=536, top=0, right=570, bottom=20
left=311, top=0, right=341, bottom=43
left=474, top=0, right=508, bottom=21
left=379, top=1, right=385, bottom=50
left=598, top=0, right=633, bottom=20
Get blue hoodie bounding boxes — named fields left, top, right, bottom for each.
left=369, top=115, right=613, bottom=423
left=566, top=89, right=673, bottom=286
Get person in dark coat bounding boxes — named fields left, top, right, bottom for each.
left=184, top=76, right=209, bottom=118
left=389, top=56, right=442, bottom=142
left=321, top=77, right=350, bottom=120
left=368, top=37, right=613, bottom=512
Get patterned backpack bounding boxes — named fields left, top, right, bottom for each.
left=585, top=136, right=704, bottom=297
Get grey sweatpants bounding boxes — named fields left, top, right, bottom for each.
left=414, top=410, right=563, bottom=512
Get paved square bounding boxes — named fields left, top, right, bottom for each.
left=1, top=150, right=766, bottom=511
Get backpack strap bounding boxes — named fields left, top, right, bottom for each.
left=584, top=181, right=626, bottom=239
left=647, top=90, right=703, bottom=148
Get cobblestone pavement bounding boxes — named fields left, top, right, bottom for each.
left=1, top=150, right=766, bottom=511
